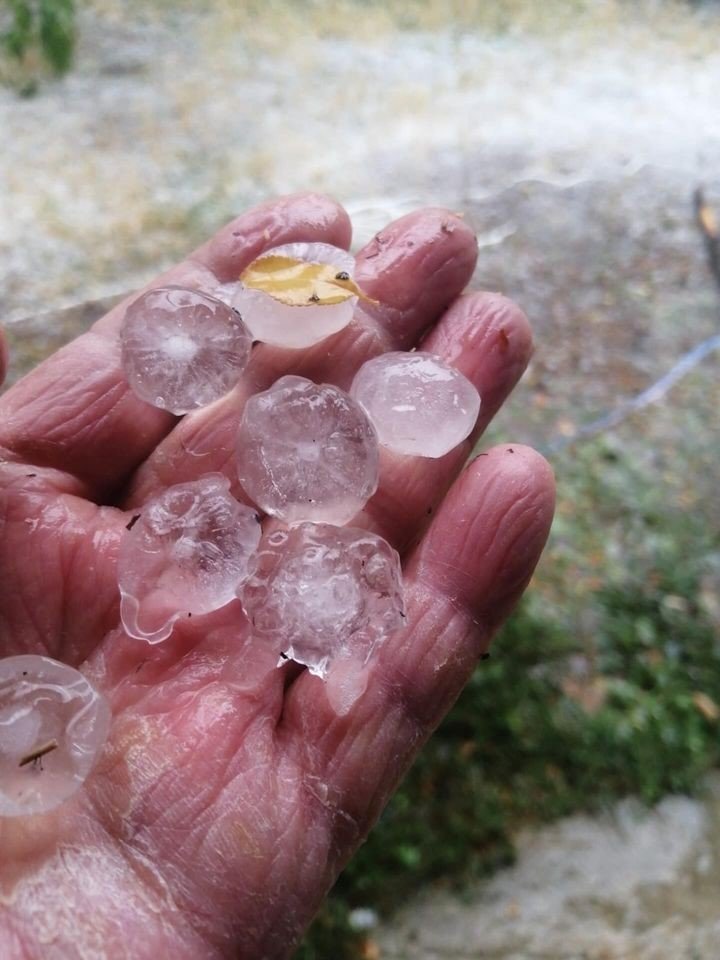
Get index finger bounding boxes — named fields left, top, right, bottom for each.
left=0, top=193, right=351, bottom=500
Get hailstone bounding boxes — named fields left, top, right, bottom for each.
left=219, top=242, right=361, bottom=348
left=120, top=286, right=252, bottom=414
left=236, top=375, right=379, bottom=525
left=350, top=351, right=481, bottom=457
left=239, top=522, right=406, bottom=678
left=0, top=656, right=110, bottom=817
left=118, top=475, right=261, bottom=644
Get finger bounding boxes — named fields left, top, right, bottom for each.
left=353, top=209, right=478, bottom=349
left=0, top=327, right=7, bottom=386
left=356, top=291, right=533, bottom=548
left=281, top=445, right=555, bottom=849
left=0, top=194, right=351, bottom=500
left=124, top=208, right=478, bottom=506
left=0, top=482, right=126, bottom=664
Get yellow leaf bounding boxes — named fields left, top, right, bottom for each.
left=692, top=691, right=720, bottom=722
left=698, top=201, right=718, bottom=239
left=240, top=254, right=377, bottom=307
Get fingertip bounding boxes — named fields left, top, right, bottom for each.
left=410, top=442, right=555, bottom=627
left=354, top=207, right=478, bottom=345
left=470, top=291, right=534, bottom=369
left=469, top=442, right=555, bottom=501
left=429, top=290, right=533, bottom=411
left=356, top=206, right=477, bottom=281
left=0, top=327, right=7, bottom=387
left=200, top=192, right=353, bottom=281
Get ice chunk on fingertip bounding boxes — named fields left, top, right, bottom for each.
left=228, top=242, right=359, bottom=348
left=118, top=475, right=261, bottom=644
left=350, top=352, right=481, bottom=458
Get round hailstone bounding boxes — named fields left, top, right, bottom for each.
left=350, top=352, right=481, bottom=458
left=120, top=286, right=252, bottom=414
left=0, top=656, right=110, bottom=817
left=118, top=475, right=261, bottom=644
left=236, top=375, right=379, bottom=525
left=240, top=523, right=406, bottom=678
left=227, top=242, right=358, bottom=348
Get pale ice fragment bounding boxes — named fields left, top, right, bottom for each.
left=229, top=242, right=357, bottom=348
left=236, top=375, right=379, bottom=525
left=350, top=351, right=481, bottom=458
left=120, top=286, right=252, bottom=414
left=239, top=522, right=405, bottom=679
left=0, top=656, right=110, bottom=817
left=118, top=475, right=261, bottom=644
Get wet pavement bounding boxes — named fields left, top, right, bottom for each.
left=377, top=777, right=720, bottom=960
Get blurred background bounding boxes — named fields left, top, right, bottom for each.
left=2, top=1, right=720, bottom=957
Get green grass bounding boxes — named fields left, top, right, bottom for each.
left=298, top=436, right=720, bottom=957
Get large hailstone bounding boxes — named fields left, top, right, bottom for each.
left=120, top=286, right=252, bottom=414
left=239, top=523, right=406, bottom=678
left=236, top=375, right=379, bottom=525
left=0, top=656, right=110, bottom=817
left=118, top=475, right=261, bottom=644
left=215, top=242, right=361, bottom=348
left=350, top=351, right=481, bottom=458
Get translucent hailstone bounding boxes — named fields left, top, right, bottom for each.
left=0, top=656, right=110, bottom=817
left=350, top=351, right=481, bottom=458
left=118, top=475, right=261, bottom=644
left=240, top=523, right=406, bottom=678
left=223, top=242, right=358, bottom=348
left=120, top=286, right=252, bottom=414
left=236, top=375, right=379, bottom=525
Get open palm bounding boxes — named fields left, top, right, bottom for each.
left=0, top=195, right=554, bottom=959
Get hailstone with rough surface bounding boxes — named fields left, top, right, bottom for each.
left=350, top=351, right=481, bottom=458
left=240, top=523, right=405, bottom=678
left=218, top=242, right=358, bottom=348
left=120, top=286, right=252, bottom=414
left=119, top=475, right=261, bottom=644
left=0, top=656, right=110, bottom=817
left=236, top=375, right=379, bottom=525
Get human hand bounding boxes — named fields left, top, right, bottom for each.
left=0, top=194, right=554, bottom=959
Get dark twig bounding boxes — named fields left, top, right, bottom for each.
left=544, top=188, right=720, bottom=455
left=18, top=739, right=58, bottom=768
left=693, top=187, right=720, bottom=294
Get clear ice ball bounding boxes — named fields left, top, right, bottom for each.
left=118, top=475, right=261, bottom=644
left=120, top=286, right=252, bottom=414
left=236, top=375, right=379, bottom=525
left=240, top=523, right=406, bottom=678
left=226, top=242, right=357, bottom=348
left=350, top=351, right=481, bottom=458
left=0, top=656, right=110, bottom=817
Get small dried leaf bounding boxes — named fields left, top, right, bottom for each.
left=240, top=254, right=377, bottom=307
left=698, top=202, right=718, bottom=239
left=360, top=939, right=380, bottom=960
left=561, top=676, right=608, bottom=715
left=692, top=691, right=720, bottom=722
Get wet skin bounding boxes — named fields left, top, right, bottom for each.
left=0, top=194, right=555, bottom=959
